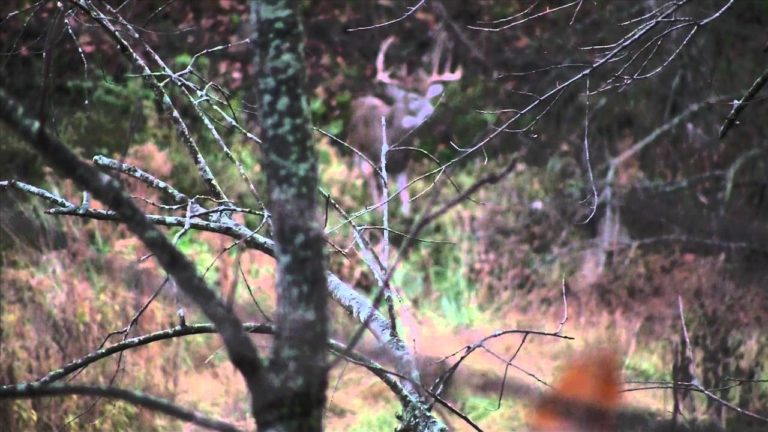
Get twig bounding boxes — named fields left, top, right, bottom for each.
left=346, top=0, right=426, bottom=32
left=720, top=66, right=768, bottom=139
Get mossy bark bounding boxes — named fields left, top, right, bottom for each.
left=251, top=1, right=329, bottom=430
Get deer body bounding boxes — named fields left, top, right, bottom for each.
left=348, top=94, right=411, bottom=174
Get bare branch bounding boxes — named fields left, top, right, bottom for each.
left=69, top=0, right=230, bottom=203
left=720, top=66, right=768, bottom=139
left=0, top=87, right=265, bottom=402
left=0, top=384, right=242, bottom=432
left=346, top=0, right=426, bottom=32
left=469, top=1, right=581, bottom=32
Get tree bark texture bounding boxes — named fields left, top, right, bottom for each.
left=251, top=1, right=330, bottom=430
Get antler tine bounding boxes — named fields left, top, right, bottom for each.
left=438, top=56, right=463, bottom=82
left=375, top=36, right=399, bottom=84
left=426, top=59, right=463, bottom=84
left=427, top=34, right=463, bottom=84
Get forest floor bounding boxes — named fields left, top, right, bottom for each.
left=166, top=289, right=716, bottom=431
left=324, top=299, right=666, bottom=432
left=3, top=204, right=765, bottom=431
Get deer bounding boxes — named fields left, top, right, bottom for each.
left=347, top=34, right=462, bottom=215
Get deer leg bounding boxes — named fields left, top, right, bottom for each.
left=395, top=172, right=410, bottom=215
left=368, top=173, right=383, bottom=208
left=357, top=155, right=382, bottom=207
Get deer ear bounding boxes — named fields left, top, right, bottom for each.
left=426, top=83, right=444, bottom=99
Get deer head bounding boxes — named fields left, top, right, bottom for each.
left=347, top=34, right=462, bottom=214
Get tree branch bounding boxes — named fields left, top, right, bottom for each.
left=0, top=384, right=242, bottom=432
left=0, top=87, right=265, bottom=404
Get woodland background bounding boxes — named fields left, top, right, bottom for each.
left=0, top=1, right=766, bottom=431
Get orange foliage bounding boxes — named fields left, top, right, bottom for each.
left=528, top=350, right=622, bottom=432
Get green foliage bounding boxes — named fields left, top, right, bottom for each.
left=624, top=351, right=668, bottom=381
left=463, top=394, right=528, bottom=429
left=63, top=76, right=153, bottom=157
left=170, top=228, right=220, bottom=284
left=0, top=123, right=44, bottom=181
left=392, top=199, right=485, bottom=328
left=419, top=81, right=496, bottom=160
left=393, top=258, right=482, bottom=329
left=431, top=261, right=482, bottom=327
left=310, top=96, right=326, bottom=117
left=311, top=90, right=349, bottom=137
left=348, top=402, right=399, bottom=432
left=203, top=139, right=263, bottom=202
left=91, top=228, right=111, bottom=255
left=460, top=395, right=499, bottom=422
left=11, top=400, right=38, bottom=426
left=93, top=402, right=141, bottom=431
left=393, top=253, right=482, bottom=327
left=174, top=53, right=193, bottom=69
left=544, top=155, right=583, bottom=200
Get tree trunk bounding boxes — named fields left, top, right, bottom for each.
left=251, top=1, right=329, bottom=430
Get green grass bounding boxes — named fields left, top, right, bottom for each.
left=347, top=403, right=399, bottom=432
left=623, top=350, right=668, bottom=381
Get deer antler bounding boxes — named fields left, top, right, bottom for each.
left=375, top=36, right=399, bottom=84
left=426, top=33, right=463, bottom=85
left=427, top=61, right=463, bottom=84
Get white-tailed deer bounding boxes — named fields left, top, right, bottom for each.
left=347, top=35, right=462, bottom=215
